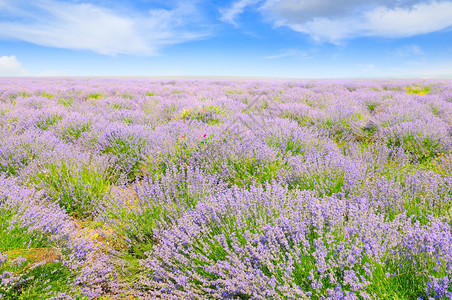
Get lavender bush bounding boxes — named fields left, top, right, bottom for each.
left=0, top=78, right=452, bottom=299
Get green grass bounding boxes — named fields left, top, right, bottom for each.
left=178, top=105, right=226, bottom=125
left=201, top=152, right=289, bottom=189
left=386, top=133, right=443, bottom=163
left=157, top=104, right=177, bottom=123
left=141, top=99, right=159, bottom=115
left=61, top=121, right=92, bottom=142
left=6, top=91, right=30, bottom=101
left=0, top=148, right=33, bottom=177
left=26, top=161, right=113, bottom=219
left=36, top=92, right=54, bottom=99
left=121, top=93, right=134, bottom=100
left=0, top=207, right=76, bottom=299
left=405, top=85, right=431, bottom=95
left=86, top=93, right=102, bottom=100
left=146, top=134, right=289, bottom=189
left=367, top=253, right=434, bottom=299
left=104, top=192, right=181, bottom=259
left=35, top=114, right=62, bottom=130
left=56, top=97, right=74, bottom=107
left=226, top=89, right=244, bottom=94
left=281, top=112, right=316, bottom=127
left=418, top=153, right=451, bottom=176
left=0, top=108, right=9, bottom=116
left=265, top=135, right=306, bottom=156
left=365, top=101, right=380, bottom=113
left=101, top=173, right=212, bottom=282
left=98, top=133, right=147, bottom=182
left=142, top=133, right=218, bottom=180
left=110, top=103, right=130, bottom=110
left=288, top=168, right=347, bottom=197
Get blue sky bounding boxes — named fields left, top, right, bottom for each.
left=0, top=0, right=451, bottom=78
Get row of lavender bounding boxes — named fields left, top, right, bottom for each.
left=1, top=78, right=452, bottom=299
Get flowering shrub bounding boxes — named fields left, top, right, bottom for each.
left=0, top=78, right=451, bottom=299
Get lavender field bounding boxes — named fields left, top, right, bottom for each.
left=1, top=78, right=452, bottom=299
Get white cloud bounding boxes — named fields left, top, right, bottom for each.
left=393, top=44, right=423, bottom=56
left=264, top=49, right=308, bottom=59
left=363, top=2, right=452, bottom=37
left=280, top=1, right=452, bottom=42
left=265, top=52, right=295, bottom=59
left=225, top=0, right=452, bottom=42
left=0, top=56, right=27, bottom=76
left=260, top=0, right=363, bottom=24
left=0, top=0, right=208, bottom=56
left=219, top=0, right=262, bottom=25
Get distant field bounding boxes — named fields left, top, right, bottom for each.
left=1, top=78, right=452, bottom=299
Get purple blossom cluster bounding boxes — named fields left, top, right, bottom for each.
left=0, top=78, right=452, bottom=299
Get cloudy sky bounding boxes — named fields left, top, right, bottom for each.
left=0, top=0, right=451, bottom=78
